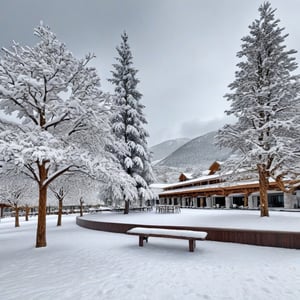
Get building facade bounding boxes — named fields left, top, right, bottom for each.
left=158, top=162, right=300, bottom=209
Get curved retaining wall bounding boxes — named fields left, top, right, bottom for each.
left=76, top=216, right=300, bottom=249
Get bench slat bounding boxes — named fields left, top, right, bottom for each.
left=127, top=227, right=207, bottom=239
left=127, top=232, right=206, bottom=241
left=126, top=227, right=208, bottom=252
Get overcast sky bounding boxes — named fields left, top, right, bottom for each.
left=1, top=0, right=300, bottom=146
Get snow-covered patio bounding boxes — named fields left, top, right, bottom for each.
left=81, top=208, right=300, bottom=232
left=1, top=210, right=300, bottom=300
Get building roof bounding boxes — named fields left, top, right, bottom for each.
left=160, top=178, right=279, bottom=197
left=164, top=173, right=221, bottom=189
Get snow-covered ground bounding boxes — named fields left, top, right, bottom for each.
left=1, top=211, right=300, bottom=300
left=83, top=208, right=300, bottom=232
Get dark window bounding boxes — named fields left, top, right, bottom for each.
left=268, top=194, right=284, bottom=207
left=233, top=196, right=244, bottom=206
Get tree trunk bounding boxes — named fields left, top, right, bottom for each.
left=79, top=198, right=84, bottom=217
left=25, top=205, right=30, bottom=221
left=36, top=163, right=48, bottom=248
left=124, top=200, right=129, bottom=214
left=14, top=205, right=20, bottom=227
left=57, top=199, right=63, bottom=226
left=257, top=164, right=269, bottom=217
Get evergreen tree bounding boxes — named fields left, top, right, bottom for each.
left=109, top=32, right=155, bottom=214
left=216, top=2, right=300, bottom=217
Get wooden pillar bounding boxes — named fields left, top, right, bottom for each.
left=200, top=198, right=204, bottom=208
left=244, top=193, right=249, bottom=207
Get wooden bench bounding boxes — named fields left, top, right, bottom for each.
left=126, top=227, right=207, bottom=252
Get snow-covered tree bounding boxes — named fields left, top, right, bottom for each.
left=98, top=167, right=138, bottom=208
left=0, top=173, right=36, bottom=227
left=0, top=179, right=23, bottom=227
left=49, top=180, right=68, bottom=226
left=0, top=23, right=115, bottom=247
left=62, top=173, right=100, bottom=216
left=216, top=2, right=300, bottom=217
left=49, top=173, right=92, bottom=223
left=108, top=32, right=155, bottom=214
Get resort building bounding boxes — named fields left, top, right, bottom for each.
left=158, top=162, right=300, bottom=210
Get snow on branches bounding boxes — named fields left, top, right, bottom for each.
left=108, top=32, right=156, bottom=211
left=0, top=23, right=113, bottom=183
left=0, top=23, right=121, bottom=246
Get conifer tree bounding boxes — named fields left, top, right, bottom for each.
left=217, top=2, right=300, bottom=217
left=109, top=32, right=155, bottom=214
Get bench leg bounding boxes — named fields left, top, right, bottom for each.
left=139, top=236, right=144, bottom=247
left=189, top=240, right=196, bottom=252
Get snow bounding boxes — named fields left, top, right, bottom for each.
left=82, top=208, right=300, bottom=232
left=216, top=2, right=300, bottom=184
left=127, top=227, right=208, bottom=239
left=1, top=210, right=300, bottom=300
left=150, top=183, right=170, bottom=189
left=164, top=173, right=220, bottom=189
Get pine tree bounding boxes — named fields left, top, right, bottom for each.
left=109, top=32, right=155, bottom=214
left=216, top=2, right=300, bottom=217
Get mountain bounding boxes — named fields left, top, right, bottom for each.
left=157, top=131, right=232, bottom=169
left=150, top=138, right=190, bottom=162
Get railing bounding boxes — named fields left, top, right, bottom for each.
left=112, top=206, right=153, bottom=213
left=155, top=205, right=181, bottom=213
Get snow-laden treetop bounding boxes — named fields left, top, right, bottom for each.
left=0, top=23, right=118, bottom=186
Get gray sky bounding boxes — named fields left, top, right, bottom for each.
left=1, top=0, right=300, bottom=146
